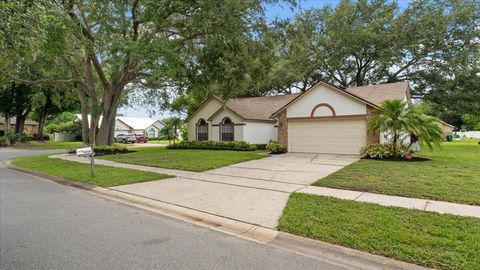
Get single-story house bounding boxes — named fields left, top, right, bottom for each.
left=74, top=115, right=164, bottom=137
left=437, top=120, right=455, bottom=136
left=0, top=117, right=39, bottom=136
left=187, top=81, right=410, bottom=154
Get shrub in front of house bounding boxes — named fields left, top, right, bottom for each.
left=266, top=142, right=286, bottom=154
left=0, top=136, right=7, bottom=146
left=167, top=141, right=256, bottom=151
left=360, top=143, right=407, bottom=159
left=94, top=144, right=128, bottom=152
left=252, top=144, right=268, bottom=150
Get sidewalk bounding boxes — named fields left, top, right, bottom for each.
left=51, top=153, right=480, bottom=219
left=298, top=186, right=480, bottom=218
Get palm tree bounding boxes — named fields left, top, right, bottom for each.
left=369, top=100, right=443, bottom=156
left=160, top=116, right=184, bottom=144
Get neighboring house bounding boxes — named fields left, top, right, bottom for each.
left=0, top=117, right=39, bottom=136
left=437, top=120, right=455, bottom=137
left=187, top=81, right=410, bottom=154
left=74, top=115, right=164, bottom=137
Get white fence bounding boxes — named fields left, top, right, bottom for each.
left=455, top=131, right=480, bottom=139
left=49, top=132, right=76, bottom=142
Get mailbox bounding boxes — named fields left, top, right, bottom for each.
left=76, top=147, right=93, bottom=156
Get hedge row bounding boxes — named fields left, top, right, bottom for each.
left=167, top=140, right=256, bottom=151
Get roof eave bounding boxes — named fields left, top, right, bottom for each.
left=116, top=118, right=135, bottom=130
left=185, top=96, right=224, bottom=122
left=207, top=105, right=246, bottom=122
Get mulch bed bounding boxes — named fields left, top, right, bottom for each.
left=364, top=156, right=431, bottom=162
left=94, top=150, right=136, bottom=156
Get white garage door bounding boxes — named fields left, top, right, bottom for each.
left=289, top=118, right=367, bottom=155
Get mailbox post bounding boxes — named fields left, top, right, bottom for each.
left=76, top=146, right=95, bottom=177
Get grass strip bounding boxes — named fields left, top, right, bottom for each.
left=11, top=154, right=172, bottom=187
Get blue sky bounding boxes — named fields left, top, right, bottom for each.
left=120, top=0, right=411, bottom=120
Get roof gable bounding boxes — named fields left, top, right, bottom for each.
left=185, top=96, right=224, bottom=122
left=116, top=117, right=159, bottom=130
left=76, top=114, right=161, bottom=130
left=271, top=81, right=410, bottom=117
left=207, top=106, right=246, bottom=122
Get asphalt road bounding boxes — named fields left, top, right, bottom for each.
left=0, top=148, right=347, bottom=270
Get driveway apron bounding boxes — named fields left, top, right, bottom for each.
left=111, top=153, right=357, bottom=228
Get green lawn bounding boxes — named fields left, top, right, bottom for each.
left=314, top=140, right=480, bottom=205
left=11, top=154, right=172, bottom=187
left=14, top=141, right=85, bottom=149
left=99, top=147, right=267, bottom=172
left=279, top=193, right=480, bottom=270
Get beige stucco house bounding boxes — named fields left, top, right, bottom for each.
left=187, top=81, right=410, bottom=154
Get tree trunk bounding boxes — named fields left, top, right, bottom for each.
left=15, top=107, right=32, bottom=134
left=36, top=100, right=50, bottom=141
left=77, top=86, right=91, bottom=144
left=393, top=132, right=398, bottom=157
left=4, top=114, right=11, bottom=145
left=96, top=88, right=122, bottom=146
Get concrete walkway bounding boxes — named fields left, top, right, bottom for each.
left=51, top=153, right=480, bottom=224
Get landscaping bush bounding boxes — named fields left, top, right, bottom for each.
left=266, top=142, right=286, bottom=154
left=94, top=144, right=128, bottom=152
left=0, top=136, right=7, bottom=146
left=253, top=144, right=268, bottom=150
left=68, top=144, right=129, bottom=154
left=167, top=140, right=256, bottom=151
left=360, top=143, right=407, bottom=159
left=12, top=132, right=34, bottom=142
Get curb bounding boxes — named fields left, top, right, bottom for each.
left=4, top=160, right=431, bottom=270
left=269, top=233, right=432, bottom=270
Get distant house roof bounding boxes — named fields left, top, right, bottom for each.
left=74, top=114, right=103, bottom=125
left=116, top=117, right=163, bottom=130
left=439, top=120, right=455, bottom=129
left=0, top=117, right=38, bottom=126
left=75, top=114, right=162, bottom=130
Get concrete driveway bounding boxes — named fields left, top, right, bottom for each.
left=108, top=153, right=360, bottom=228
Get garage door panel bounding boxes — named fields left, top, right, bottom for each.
left=289, top=119, right=366, bottom=155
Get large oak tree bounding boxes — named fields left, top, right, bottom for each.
left=2, top=0, right=277, bottom=145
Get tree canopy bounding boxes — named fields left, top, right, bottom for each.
left=1, top=0, right=478, bottom=142
left=2, top=0, right=280, bottom=145
left=245, top=0, right=479, bottom=126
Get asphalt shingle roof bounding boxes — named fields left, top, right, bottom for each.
left=344, top=81, right=409, bottom=106
left=0, top=117, right=38, bottom=125
left=225, top=94, right=300, bottom=121
left=193, top=81, right=410, bottom=121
